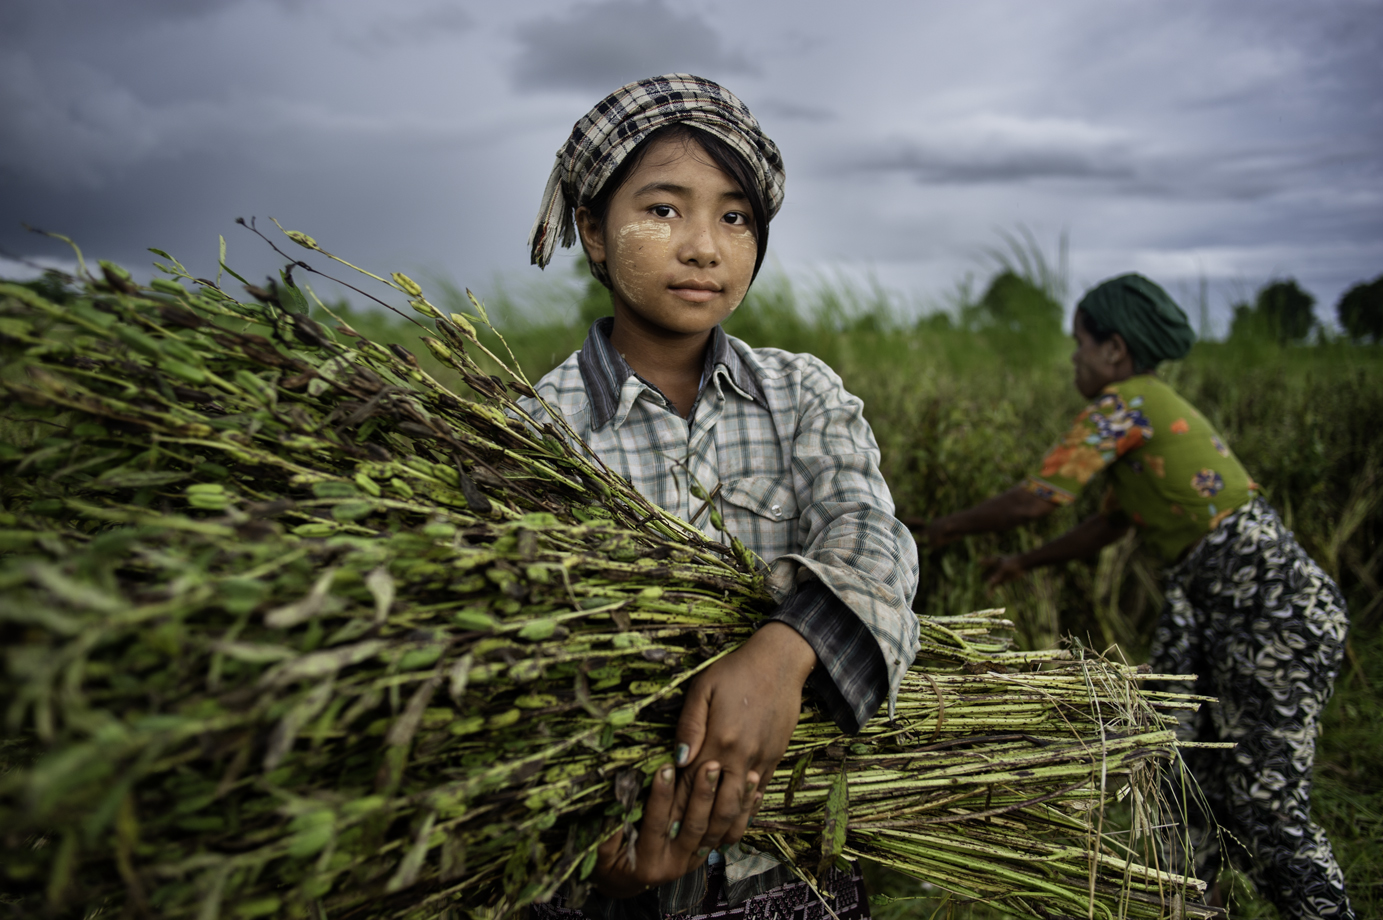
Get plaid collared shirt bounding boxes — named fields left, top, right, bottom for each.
left=519, top=319, right=919, bottom=912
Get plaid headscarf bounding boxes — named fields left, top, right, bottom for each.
left=528, top=73, right=786, bottom=282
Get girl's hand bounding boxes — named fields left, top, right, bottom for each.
left=671, top=622, right=816, bottom=854
left=981, top=554, right=1026, bottom=588
left=591, top=760, right=731, bottom=898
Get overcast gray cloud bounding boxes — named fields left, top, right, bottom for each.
left=1, top=0, right=1380, bottom=334
left=510, top=0, right=754, bottom=94
left=849, top=115, right=1135, bottom=185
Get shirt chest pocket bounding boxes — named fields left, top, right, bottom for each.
left=718, top=476, right=800, bottom=559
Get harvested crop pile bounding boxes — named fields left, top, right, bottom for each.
left=0, top=228, right=1214, bottom=919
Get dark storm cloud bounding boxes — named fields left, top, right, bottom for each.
left=509, top=0, right=754, bottom=94
left=0, top=0, right=265, bottom=43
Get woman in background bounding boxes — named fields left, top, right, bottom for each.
left=921, top=274, right=1353, bottom=920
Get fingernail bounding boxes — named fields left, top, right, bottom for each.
left=696, top=847, right=710, bottom=858
left=706, top=768, right=720, bottom=786
left=744, top=778, right=757, bottom=795
left=668, top=820, right=681, bottom=840
left=674, top=743, right=689, bottom=766
left=660, top=764, right=674, bottom=784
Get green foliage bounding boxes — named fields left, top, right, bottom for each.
left=1337, top=275, right=1383, bottom=343
left=1255, top=277, right=1317, bottom=343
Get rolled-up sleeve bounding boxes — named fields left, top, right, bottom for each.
left=766, top=356, right=920, bottom=726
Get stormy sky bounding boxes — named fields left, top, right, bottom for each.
left=2, top=0, right=1380, bottom=332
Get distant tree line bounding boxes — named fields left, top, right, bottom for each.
left=1231, top=274, right=1383, bottom=344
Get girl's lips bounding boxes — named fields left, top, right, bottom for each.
left=669, top=287, right=718, bottom=303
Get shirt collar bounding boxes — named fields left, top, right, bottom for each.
left=576, top=317, right=766, bottom=430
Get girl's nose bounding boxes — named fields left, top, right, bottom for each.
left=680, top=220, right=719, bottom=267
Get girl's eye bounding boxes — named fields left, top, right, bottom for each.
left=723, top=211, right=749, bottom=226
left=651, top=205, right=676, bottom=218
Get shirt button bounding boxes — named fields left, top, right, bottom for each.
left=771, top=504, right=782, bottom=518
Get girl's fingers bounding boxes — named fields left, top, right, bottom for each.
left=638, top=763, right=678, bottom=848
left=673, top=680, right=710, bottom=770
left=673, top=760, right=720, bottom=859
left=714, top=770, right=760, bottom=848
left=593, top=820, right=626, bottom=879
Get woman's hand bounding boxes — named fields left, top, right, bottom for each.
left=981, top=553, right=1027, bottom=588
left=591, top=760, right=734, bottom=898
left=672, top=622, right=816, bottom=855
left=919, top=520, right=959, bottom=549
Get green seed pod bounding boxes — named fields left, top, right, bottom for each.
left=293, top=522, right=336, bottom=538
left=160, top=358, right=207, bottom=385
left=709, top=507, right=724, bottom=531
left=422, top=337, right=453, bottom=363
left=313, top=481, right=359, bottom=499
left=186, top=483, right=226, bottom=495
left=409, top=299, right=441, bottom=320
left=517, top=619, right=557, bottom=641
left=114, top=325, right=162, bottom=358
left=606, top=707, right=637, bottom=727
left=233, top=369, right=273, bottom=400
left=69, top=302, right=117, bottom=329
left=159, top=338, right=203, bottom=366
left=454, top=609, right=498, bottom=631
left=354, top=472, right=382, bottom=497
left=514, top=694, right=560, bottom=709
left=188, top=493, right=231, bottom=511
left=449, top=313, right=478, bottom=339
left=331, top=500, right=375, bottom=522
left=398, top=646, right=444, bottom=672
left=149, top=277, right=187, bottom=296
left=286, top=230, right=320, bottom=251
left=98, top=260, right=132, bottom=283
left=392, top=273, right=423, bottom=297
left=448, top=715, right=484, bottom=736
left=488, top=708, right=521, bottom=729
left=390, top=477, right=415, bottom=499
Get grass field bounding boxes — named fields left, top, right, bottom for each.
left=6, top=260, right=1380, bottom=916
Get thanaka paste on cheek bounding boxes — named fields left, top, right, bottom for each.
left=722, top=231, right=756, bottom=311
left=611, top=220, right=671, bottom=286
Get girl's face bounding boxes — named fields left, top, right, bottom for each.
left=577, top=135, right=758, bottom=339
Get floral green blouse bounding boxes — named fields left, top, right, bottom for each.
left=1024, top=375, right=1258, bottom=562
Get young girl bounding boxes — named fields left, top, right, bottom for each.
left=922, top=274, right=1354, bottom=920
left=521, top=75, right=920, bottom=916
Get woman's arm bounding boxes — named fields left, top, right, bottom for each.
left=983, top=512, right=1130, bottom=587
left=917, top=485, right=1059, bottom=547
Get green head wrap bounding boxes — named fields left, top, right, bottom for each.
left=1076, top=273, right=1195, bottom=369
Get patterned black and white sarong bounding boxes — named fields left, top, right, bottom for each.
left=1150, top=498, right=1354, bottom=919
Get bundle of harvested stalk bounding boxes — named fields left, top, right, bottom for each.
left=0, top=229, right=1215, bottom=919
